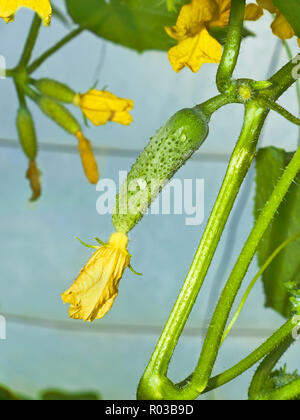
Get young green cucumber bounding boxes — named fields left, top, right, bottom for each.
left=113, top=106, right=210, bottom=233
left=16, top=107, right=38, bottom=160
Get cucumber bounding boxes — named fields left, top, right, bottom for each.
left=38, top=96, right=80, bottom=135
left=34, top=78, right=76, bottom=103
left=113, top=106, right=210, bottom=233
left=16, top=107, right=38, bottom=160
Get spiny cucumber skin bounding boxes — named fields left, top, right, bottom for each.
left=113, top=107, right=209, bottom=233
left=16, top=107, right=38, bottom=160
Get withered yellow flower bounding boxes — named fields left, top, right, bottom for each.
left=26, top=159, right=41, bottom=201
left=73, top=90, right=134, bottom=126
left=62, top=232, right=130, bottom=322
left=247, top=0, right=300, bottom=45
left=76, top=131, right=99, bottom=185
left=0, top=0, right=52, bottom=25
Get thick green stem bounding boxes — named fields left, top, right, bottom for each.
left=257, top=378, right=300, bottom=400
left=14, top=81, right=27, bottom=107
left=248, top=336, right=294, bottom=400
left=216, top=0, right=246, bottom=92
left=222, top=233, right=300, bottom=343
left=200, top=94, right=233, bottom=116
left=259, top=97, right=300, bottom=126
left=28, top=27, right=83, bottom=74
left=203, top=320, right=295, bottom=393
left=137, top=102, right=267, bottom=400
left=18, top=14, right=42, bottom=70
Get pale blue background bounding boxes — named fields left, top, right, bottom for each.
left=0, top=1, right=299, bottom=400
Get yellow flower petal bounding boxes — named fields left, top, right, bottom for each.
left=166, top=0, right=230, bottom=72
left=76, top=131, right=99, bottom=185
left=244, top=3, right=264, bottom=21
left=0, top=0, right=52, bottom=25
left=271, top=13, right=295, bottom=40
left=74, top=90, right=134, bottom=126
left=62, top=232, right=130, bottom=322
left=255, top=0, right=297, bottom=42
left=210, top=0, right=231, bottom=28
left=166, top=0, right=217, bottom=41
left=168, top=27, right=222, bottom=73
left=256, top=0, right=277, bottom=14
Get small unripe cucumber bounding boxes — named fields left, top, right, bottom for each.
left=38, top=97, right=80, bottom=135
left=34, top=78, right=76, bottom=103
left=113, top=106, right=209, bottom=233
left=16, top=107, right=38, bottom=160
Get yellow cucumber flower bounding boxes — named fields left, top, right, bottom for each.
left=73, top=90, right=134, bottom=127
left=0, top=0, right=52, bottom=25
left=166, top=0, right=260, bottom=73
left=76, top=131, right=99, bottom=185
left=165, top=0, right=228, bottom=73
left=62, top=232, right=131, bottom=322
left=246, top=0, right=300, bottom=45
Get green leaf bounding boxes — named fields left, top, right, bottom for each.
left=41, top=389, right=101, bottom=400
left=0, top=385, right=19, bottom=400
left=273, top=0, right=300, bottom=38
left=255, top=147, right=300, bottom=318
left=66, top=0, right=179, bottom=52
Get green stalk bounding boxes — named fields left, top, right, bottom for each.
left=257, top=378, right=300, bottom=400
left=216, top=0, right=246, bottom=92
left=203, top=320, right=295, bottom=393
left=222, top=233, right=300, bottom=344
left=259, top=97, right=300, bottom=126
left=28, top=27, right=83, bottom=74
left=17, top=14, right=42, bottom=70
left=248, top=336, right=294, bottom=400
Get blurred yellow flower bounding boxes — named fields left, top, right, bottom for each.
left=76, top=131, right=99, bottom=185
left=62, top=232, right=130, bottom=322
left=74, top=90, right=134, bottom=126
left=0, top=0, right=52, bottom=25
left=246, top=0, right=300, bottom=45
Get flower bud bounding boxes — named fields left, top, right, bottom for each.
left=16, top=107, right=38, bottom=160
left=34, top=78, right=76, bottom=103
left=37, top=96, right=80, bottom=135
left=76, top=131, right=99, bottom=184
